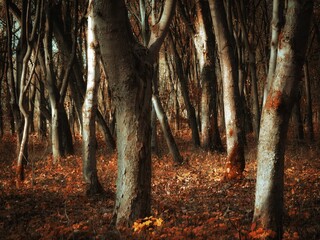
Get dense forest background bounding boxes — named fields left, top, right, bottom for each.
left=0, top=0, right=319, bottom=239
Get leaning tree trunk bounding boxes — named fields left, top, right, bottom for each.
left=82, top=4, right=104, bottom=195
left=152, top=94, right=183, bottom=164
left=209, top=0, right=245, bottom=179
left=253, top=1, right=313, bottom=238
left=169, top=32, right=201, bottom=147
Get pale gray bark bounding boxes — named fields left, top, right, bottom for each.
left=17, top=0, right=42, bottom=181
left=253, top=0, right=313, bottom=237
left=194, top=0, right=222, bottom=151
left=263, top=0, right=283, bottom=106
left=43, top=4, right=62, bottom=163
left=209, top=0, right=245, bottom=178
left=82, top=2, right=103, bottom=195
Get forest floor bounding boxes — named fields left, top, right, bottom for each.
left=0, top=129, right=320, bottom=240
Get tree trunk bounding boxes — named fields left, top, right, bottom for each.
left=292, top=94, right=304, bottom=141
left=152, top=95, right=183, bottom=164
left=235, top=0, right=260, bottom=138
left=53, top=16, right=116, bottom=151
left=95, top=1, right=152, bottom=226
left=37, top=80, right=47, bottom=139
left=94, top=0, right=176, bottom=226
left=253, top=1, right=313, bottom=237
left=43, top=6, right=63, bottom=163
left=43, top=4, right=74, bottom=162
left=209, top=0, right=245, bottom=179
left=194, top=0, right=223, bottom=151
left=82, top=4, right=104, bottom=195
left=304, top=61, right=314, bottom=141
left=263, top=0, right=284, bottom=106
left=169, top=32, right=201, bottom=147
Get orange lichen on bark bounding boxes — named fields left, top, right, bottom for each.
left=265, top=90, right=282, bottom=111
left=228, top=129, right=234, bottom=137
left=224, top=144, right=245, bottom=180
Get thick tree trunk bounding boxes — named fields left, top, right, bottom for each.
left=82, top=6, right=104, bottom=195
left=253, top=1, right=313, bottom=238
left=94, top=0, right=176, bottom=226
left=95, top=1, right=152, bottom=226
left=209, top=0, right=245, bottom=178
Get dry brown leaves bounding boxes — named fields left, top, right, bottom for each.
left=0, top=131, right=319, bottom=239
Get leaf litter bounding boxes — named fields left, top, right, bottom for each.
left=0, top=131, right=319, bottom=239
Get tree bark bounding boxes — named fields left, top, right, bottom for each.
left=253, top=1, right=313, bottom=237
left=263, top=0, right=284, bottom=106
left=235, top=0, right=260, bottom=138
left=169, top=32, right=201, bottom=147
left=82, top=3, right=104, bottom=195
left=194, top=0, right=223, bottom=151
left=152, top=94, right=183, bottom=164
left=209, top=0, right=245, bottom=178
left=94, top=0, right=176, bottom=226
left=304, top=61, right=314, bottom=141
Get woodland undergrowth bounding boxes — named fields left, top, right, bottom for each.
left=0, top=129, right=319, bottom=239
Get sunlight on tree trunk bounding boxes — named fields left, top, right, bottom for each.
left=209, top=0, right=245, bottom=179
left=253, top=1, right=313, bottom=238
left=82, top=1, right=104, bottom=196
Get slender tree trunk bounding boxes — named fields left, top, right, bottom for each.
left=304, top=61, right=314, bottom=141
left=292, top=100, right=304, bottom=141
left=209, top=0, right=245, bottom=178
left=5, top=0, right=21, bottom=138
left=0, top=55, right=5, bottom=137
left=16, top=0, right=42, bottom=181
left=43, top=6, right=62, bottom=163
left=253, top=1, right=313, bottom=237
left=53, top=18, right=115, bottom=151
left=194, top=0, right=223, bottom=151
left=235, top=0, right=260, bottom=138
left=263, top=0, right=283, bottom=105
left=152, top=95, right=183, bottom=164
left=82, top=4, right=104, bottom=195
left=38, top=80, right=47, bottom=139
left=169, top=32, right=200, bottom=147
left=29, top=78, right=36, bottom=132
